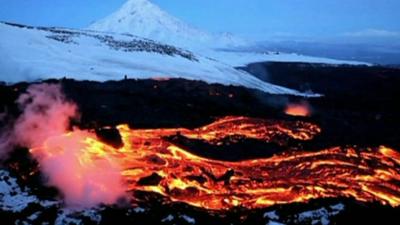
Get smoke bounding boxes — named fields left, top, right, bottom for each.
left=0, top=83, right=126, bottom=208
left=246, top=63, right=270, bottom=82
left=13, top=84, right=78, bottom=148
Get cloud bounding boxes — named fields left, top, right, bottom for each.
left=343, top=29, right=400, bottom=38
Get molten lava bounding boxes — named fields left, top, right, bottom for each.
left=31, top=116, right=400, bottom=210
left=285, top=102, right=312, bottom=117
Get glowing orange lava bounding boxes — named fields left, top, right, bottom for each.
left=151, top=77, right=171, bottom=81
left=285, top=102, right=312, bottom=117
left=32, top=116, right=400, bottom=210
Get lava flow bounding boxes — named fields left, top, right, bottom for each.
left=30, top=116, right=400, bottom=210
left=285, top=102, right=312, bottom=117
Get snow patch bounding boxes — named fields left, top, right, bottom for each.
left=297, top=203, right=345, bottom=225
left=161, top=214, right=174, bottom=222
left=266, top=221, right=286, bottom=225
left=133, top=207, right=146, bottom=213
left=181, top=214, right=196, bottom=224
left=55, top=208, right=102, bottom=225
left=264, top=210, right=279, bottom=220
left=0, top=170, right=39, bottom=212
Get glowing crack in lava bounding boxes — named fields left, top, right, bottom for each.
left=285, top=102, right=312, bottom=117
left=31, top=116, right=400, bottom=210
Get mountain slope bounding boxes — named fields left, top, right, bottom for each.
left=88, top=0, right=369, bottom=66
left=88, top=0, right=244, bottom=48
left=0, top=22, right=310, bottom=96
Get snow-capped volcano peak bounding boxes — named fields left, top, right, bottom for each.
left=88, top=0, right=245, bottom=48
left=108, top=0, right=185, bottom=27
left=115, top=0, right=179, bottom=21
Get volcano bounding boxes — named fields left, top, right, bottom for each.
left=88, top=0, right=245, bottom=48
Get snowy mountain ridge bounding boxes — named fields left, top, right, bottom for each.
left=0, top=22, right=311, bottom=96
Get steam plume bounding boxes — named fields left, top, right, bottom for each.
left=0, top=83, right=126, bottom=207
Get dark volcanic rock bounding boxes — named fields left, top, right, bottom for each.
left=167, top=135, right=284, bottom=161
left=95, top=127, right=124, bottom=149
left=58, top=78, right=289, bottom=129
left=137, top=173, right=163, bottom=186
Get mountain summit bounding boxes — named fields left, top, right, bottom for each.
left=88, top=0, right=245, bottom=48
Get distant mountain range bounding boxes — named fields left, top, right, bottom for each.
left=253, top=40, right=400, bottom=65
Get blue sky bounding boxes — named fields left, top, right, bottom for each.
left=0, top=0, right=399, bottom=41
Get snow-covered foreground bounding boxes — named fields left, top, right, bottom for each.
left=0, top=22, right=314, bottom=96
